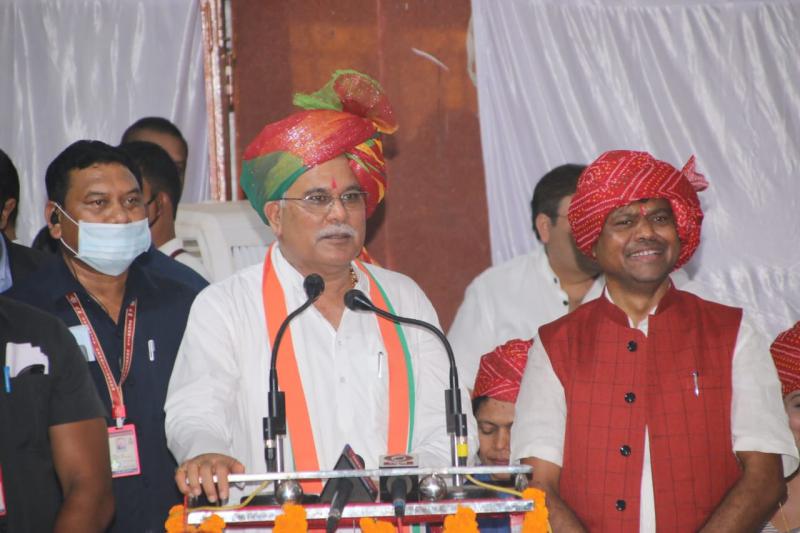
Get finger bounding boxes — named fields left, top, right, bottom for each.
left=215, top=462, right=231, bottom=503
left=175, top=465, right=190, bottom=495
left=186, top=461, right=203, bottom=498
left=199, top=461, right=219, bottom=503
left=231, top=459, right=246, bottom=474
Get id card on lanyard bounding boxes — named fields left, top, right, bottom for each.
left=67, top=292, right=142, bottom=478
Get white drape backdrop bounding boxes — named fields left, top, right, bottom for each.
left=472, top=0, right=800, bottom=337
left=0, top=0, right=209, bottom=245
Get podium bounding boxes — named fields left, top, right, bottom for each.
left=185, top=465, right=533, bottom=529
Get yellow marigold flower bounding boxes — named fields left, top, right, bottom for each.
left=443, top=505, right=479, bottom=533
left=359, top=517, right=397, bottom=532
left=274, top=503, right=308, bottom=533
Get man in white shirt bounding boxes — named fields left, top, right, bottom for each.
left=449, top=164, right=603, bottom=389
left=512, top=150, right=798, bottom=532
left=165, top=70, right=472, bottom=505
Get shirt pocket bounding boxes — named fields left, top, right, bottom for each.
left=7, top=373, right=53, bottom=449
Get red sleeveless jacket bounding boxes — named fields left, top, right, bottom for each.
left=539, top=287, right=742, bottom=532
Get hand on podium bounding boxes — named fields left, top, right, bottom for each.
left=175, top=453, right=245, bottom=504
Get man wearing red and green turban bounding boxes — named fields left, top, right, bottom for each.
left=166, top=70, right=473, bottom=512
left=240, top=68, right=397, bottom=225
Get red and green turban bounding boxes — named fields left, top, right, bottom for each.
left=240, top=69, right=398, bottom=224
left=568, top=150, right=709, bottom=270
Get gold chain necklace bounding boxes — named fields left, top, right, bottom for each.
left=349, top=266, right=358, bottom=288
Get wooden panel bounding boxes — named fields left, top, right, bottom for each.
left=231, top=0, right=490, bottom=329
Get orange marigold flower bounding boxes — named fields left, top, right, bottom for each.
left=165, top=504, right=188, bottom=533
left=274, top=503, right=308, bottom=533
left=164, top=505, right=226, bottom=533
left=521, top=487, right=550, bottom=533
left=198, top=514, right=226, bottom=533
left=443, top=505, right=479, bottom=533
left=359, top=517, right=397, bottom=532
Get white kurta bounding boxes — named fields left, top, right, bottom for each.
left=159, top=236, right=210, bottom=281
left=511, top=289, right=799, bottom=532
left=448, top=246, right=605, bottom=389
left=165, top=245, right=474, bottom=502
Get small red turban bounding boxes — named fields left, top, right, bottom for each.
left=771, top=322, right=800, bottom=396
left=568, top=150, right=709, bottom=269
left=472, top=338, right=533, bottom=403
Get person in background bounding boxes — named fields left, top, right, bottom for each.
left=0, top=149, right=21, bottom=241
left=120, top=117, right=188, bottom=185
left=0, top=149, right=50, bottom=290
left=449, top=164, right=603, bottom=390
left=6, top=140, right=200, bottom=533
left=764, top=321, right=800, bottom=533
left=470, top=338, right=532, bottom=533
left=0, top=295, right=113, bottom=532
left=120, top=141, right=209, bottom=280
left=513, top=150, right=797, bottom=531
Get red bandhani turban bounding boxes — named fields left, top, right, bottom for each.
left=472, top=338, right=533, bottom=403
left=240, top=69, right=398, bottom=224
left=567, top=150, right=709, bottom=269
left=771, top=322, right=800, bottom=396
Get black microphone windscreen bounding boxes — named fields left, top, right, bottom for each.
left=344, top=289, right=373, bottom=311
left=303, top=274, right=325, bottom=300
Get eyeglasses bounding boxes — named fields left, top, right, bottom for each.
left=281, top=191, right=368, bottom=215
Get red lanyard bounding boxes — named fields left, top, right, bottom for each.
left=66, top=292, right=137, bottom=427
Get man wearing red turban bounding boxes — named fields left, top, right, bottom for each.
left=471, top=338, right=532, bottom=533
left=472, top=338, right=532, bottom=478
left=512, top=150, right=797, bottom=532
left=764, top=322, right=800, bottom=532
left=165, top=70, right=472, bottom=507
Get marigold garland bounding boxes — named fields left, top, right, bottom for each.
left=359, top=516, right=397, bottom=532
left=442, top=505, right=479, bottom=533
left=164, top=504, right=226, bottom=533
left=521, top=488, right=551, bottom=533
left=273, top=502, right=308, bottom=533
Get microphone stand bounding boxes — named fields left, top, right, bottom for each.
left=264, top=274, right=325, bottom=474
left=344, top=289, right=469, bottom=488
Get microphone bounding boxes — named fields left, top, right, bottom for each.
left=321, top=445, right=376, bottom=531
left=378, top=454, right=420, bottom=518
left=344, top=289, right=470, bottom=485
left=325, top=478, right=353, bottom=533
left=264, top=274, right=325, bottom=473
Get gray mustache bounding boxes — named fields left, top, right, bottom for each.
left=316, top=224, right=357, bottom=240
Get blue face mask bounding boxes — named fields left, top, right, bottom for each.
left=55, top=205, right=151, bottom=276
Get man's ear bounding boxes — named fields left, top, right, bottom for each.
left=45, top=203, right=62, bottom=240
left=535, top=213, right=553, bottom=244
left=155, top=190, right=173, bottom=218
left=0, top=198, right=16, bottom=230
left=264, top=201, right=282, bottom=236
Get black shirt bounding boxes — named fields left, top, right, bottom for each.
left=0, top=296, right=106, bottom=533
left=6, top=257, right=199, bottom=533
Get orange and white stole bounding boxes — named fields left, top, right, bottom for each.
left=261, top=244, right=415, bottom=495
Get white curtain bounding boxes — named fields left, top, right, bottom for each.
left=0, top=0, right=209, bottom=245
left=472, top=0, right=800, bottom=337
